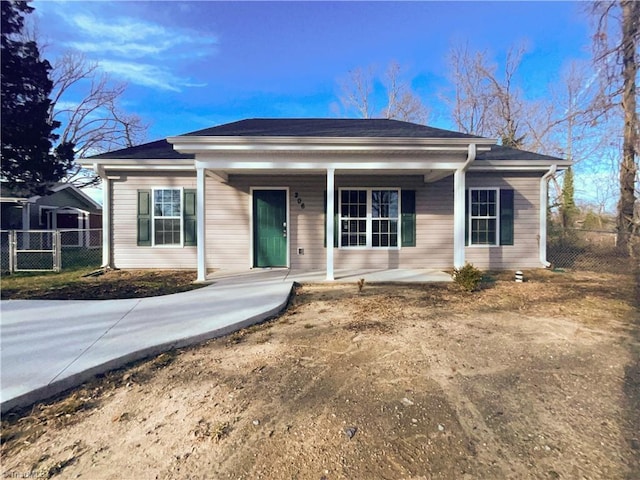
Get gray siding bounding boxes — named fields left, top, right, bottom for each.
left=111, top=172, right=197, bottom=269
left=465, top=172, right=541, bottom=269
left=110, top=171, right=543, bottom=271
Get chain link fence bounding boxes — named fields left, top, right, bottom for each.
left=547, top=228, right=638, bottom=274
left=1, top=229, right=102, bottom=273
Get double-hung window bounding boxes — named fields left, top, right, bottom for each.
left=340, top=188, right=400, bottom=248
left=372, top=190, right=399, bottom=247
left=137, top=188, right=197, bottom=247
left=153, top=188, right=182, bottom=246
left=467, top=188, right=514, bottom=246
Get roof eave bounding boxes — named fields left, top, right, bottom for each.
left=470, top=159, right=571, bottom=170
left=167, top=135, right=496, bottom=154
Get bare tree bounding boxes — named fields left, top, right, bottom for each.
left=447, top=45, right=495, bottom=136
left=338, top=66, right=375, bottom=119
left=48, top=52, right=147, bottom=187
left=337, top=61, right=429, bottom=123
left=382, top=61, right=429, bottom=124
left=592, top=0, right=639, bottom=254
left=446, top=43, right=528, bottom=147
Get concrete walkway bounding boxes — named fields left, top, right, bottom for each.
left=0, top=268, right=450, bottom=413
left=1, top=272, right=294, bottom=413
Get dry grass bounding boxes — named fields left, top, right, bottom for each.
left=0, top=269, right=205, bottom=300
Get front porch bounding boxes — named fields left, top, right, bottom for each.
left=205, top=268, right=453, bottom=284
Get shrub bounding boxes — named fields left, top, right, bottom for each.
left=452, top=263, right=483, bottom=292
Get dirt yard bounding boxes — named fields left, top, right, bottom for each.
left=2, top=270, right=639, bottom=480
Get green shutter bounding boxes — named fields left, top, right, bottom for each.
left=183, top=189, right=197, bottom=246
left=137, top=190, right=151, bottom=246
left=464, top=190, right=469, bottom=246
left=401, top=190, right=416, bottom=247
left=323, top=191, right=339, bottom=248
left=500, top=189, right=514, bottom=246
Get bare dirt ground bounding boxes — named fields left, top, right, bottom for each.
left=2, top=270, right=639, bottom=480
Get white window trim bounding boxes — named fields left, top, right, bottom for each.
left=338, top=187, right=401, bottom=250
left=468, top=187, right=501, bottom=248
left=151, top=187, right=184, bottom=247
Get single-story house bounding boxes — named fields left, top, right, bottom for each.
left=83, top=118, right=569, bottom=281
left=1, top=183, right=102, bottom=246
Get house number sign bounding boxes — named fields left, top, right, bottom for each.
left=293, top=192, right=305, bottom=209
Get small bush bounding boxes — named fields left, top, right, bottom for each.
left=452, top=263, right=483, bottom=292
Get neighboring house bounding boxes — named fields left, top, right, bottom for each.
left=0, top=183, right=102, bottom=246
left=83, top=118, right=569, bottom=281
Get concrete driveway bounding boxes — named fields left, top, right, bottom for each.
left=1, top=271, right=294, bottom=413
left=0, top=268, right=450, bottom=413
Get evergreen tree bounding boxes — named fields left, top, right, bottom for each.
left=1, top=0, right=74, bottom=196
left=561, top=166, right=577, bottom=229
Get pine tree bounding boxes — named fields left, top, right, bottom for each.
left=561, top=166, right=577, bottom=229
left=1, top=0, right=74, bottom=196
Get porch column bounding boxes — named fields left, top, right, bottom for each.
left=326, top=168, right=335, bottom=281
left=453, top=168, right=466, bottom=269
left=101, top=176, right=111, bottom=268
left=453, top=143, right=476, bottom=269
left=196, top=167, right=207, bottom=282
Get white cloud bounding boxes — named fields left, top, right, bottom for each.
left=35, top=5, right=218, bottom=91
left=66, top=13, right=217, bottom=59
left=71, top=14, right=166, bottom=43
left=99, top=60, right=206, bottom=92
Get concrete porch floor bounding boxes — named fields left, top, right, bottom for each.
left=206, top=268, right=453, bottom=284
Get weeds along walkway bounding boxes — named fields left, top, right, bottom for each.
left=0, top=273, right=294, bottom=413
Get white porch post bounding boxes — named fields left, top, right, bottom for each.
left=453, top=144, right=476, bottom=269
left=101, top=176, right=111, bottom=267
left=453, top=168, right=466, bottom=269
left=326, top=168, right=335, bottom=281
left=196, top=167, right=207, bottom=282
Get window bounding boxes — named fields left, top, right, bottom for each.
left=153, top=189, right=182, bottom=245
left=137, top=188, right=197, bottom=247
left=340, top=190, right=367, bottom=247
left=467, top=188, right=514, bottom=246
left=372, top=190, right=398, bottom=247
left=339, top=188, right=399, bottom=248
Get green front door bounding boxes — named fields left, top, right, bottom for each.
left=253, top=190, right=287, bottom=267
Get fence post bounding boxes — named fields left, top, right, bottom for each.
left=53, top=230, right=62, bottom=272
left=9, top=230, right=16, bottom=273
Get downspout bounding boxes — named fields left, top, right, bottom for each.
left=539, top=164, right=557, bottom=267
left=95, top=164, right=112, bottom=269
left=453, top=143, right=476, bottom=269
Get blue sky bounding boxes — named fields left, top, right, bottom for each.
left=32, top=1, right=594, bottom=141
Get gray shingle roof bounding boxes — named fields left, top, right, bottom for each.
left=181, top=118, right=485, bottom=139
left=89, top=139, right=194, bottom=160
left=85, top=118, right=564, bottom=162
left=475, top=145, right=563, bottom=162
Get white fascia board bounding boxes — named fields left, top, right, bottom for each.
left=168, top=135, right=496, bottom=148
left=194, top=159, right=464, bottom=170
left=469, top=160, right=571, bottom=171
left=79, top=158, right=195, bottom=170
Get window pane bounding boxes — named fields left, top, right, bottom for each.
left=470, top=189, right=498, bottom=245
left=390, top=233, right=398, bottom=247
left=153, top=189, right=182, bottom=245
